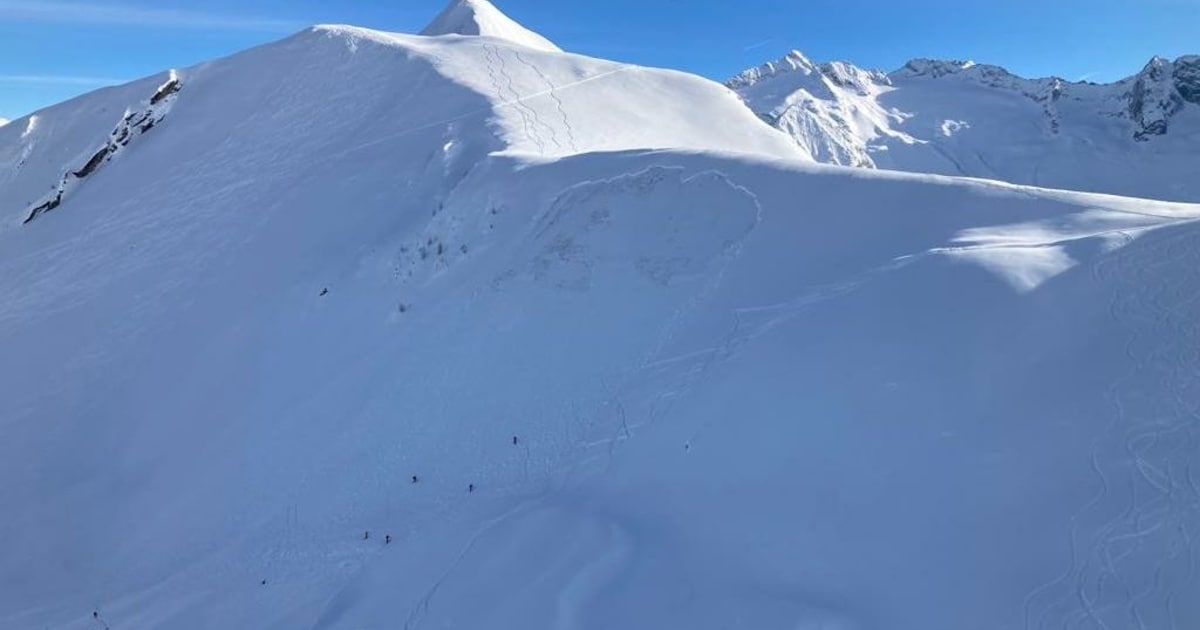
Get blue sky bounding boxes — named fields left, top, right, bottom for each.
left=2, top=0, right=1198, bottom=121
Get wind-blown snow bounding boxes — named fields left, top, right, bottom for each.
left=419, top=0, right=561, bottom=53
left=731, top=51, right=1200, bottom=202
left=3, top=5, right=1200, bottom=630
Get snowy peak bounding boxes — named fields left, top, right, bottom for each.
left=727, top=50, right=819, bottom=89
left=419, top=0, right=561, bottom=52
left=895, top=58, right=979, bottom=78
left=728, top=49, right=889, bottom=95
left=892, top=58, right=1055, bottom=94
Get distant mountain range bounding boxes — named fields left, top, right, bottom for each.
left=730, top=51, right=1200, bottom=201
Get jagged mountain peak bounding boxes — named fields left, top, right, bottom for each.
left=727, top=49, right=888, bottom=95
left=419, top=0, right=561, bottom=52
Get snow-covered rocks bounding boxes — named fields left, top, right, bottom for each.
left=22, top=72, right=181, bottom=223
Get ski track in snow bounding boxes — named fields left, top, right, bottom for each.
left=513, top=50, right=579, bottom=153
left=483, top=43, right=550, bottom=154
left=1023, top=226, right=1200, bottom=630
left=523, top=166, right=769, bottom=472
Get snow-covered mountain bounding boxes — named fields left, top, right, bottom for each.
left=731, top=51, right=1200, bottom=201
left=3, top=2, right=1200, bottom=630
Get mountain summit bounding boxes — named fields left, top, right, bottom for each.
left=419, top=0, right=560, bottom=52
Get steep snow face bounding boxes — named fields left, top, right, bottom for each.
left=732, top=52, right=1200, bottom=202
left=5, top=15, right=1200, bottom=630
left=419, top=0, right=561, bottom=52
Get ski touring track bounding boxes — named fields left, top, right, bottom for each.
left=482, top=44, right=555, bottom=155
left=512, top=49, right=579, bottom=154
left=1023, top=223, right=1200, bottom=630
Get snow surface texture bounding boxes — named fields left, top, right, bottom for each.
left=731, top=51, right=1200, bottom=202
left=4, top=2, right=1200, bottom=630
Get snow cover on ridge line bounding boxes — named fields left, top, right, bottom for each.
left=419, top=0, right=561, bottom=52
left=305, top=24, right=805, bottom=161
left=0, top=118, right=9, bottom=127
left=0, top=20, right=807, bottom=231
left=730, top=49, right=1200, bottom=202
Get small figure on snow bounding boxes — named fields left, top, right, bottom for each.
left=363, top=530, right=370, bottom=540
left=512, top=435, right=518, bottom=445
left=412, top=475, right=419, bottom=484
left=468, top=483, right=475, bottom=493
left=385, top=534, right=392, bottom=545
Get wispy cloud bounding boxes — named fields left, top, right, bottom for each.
left=0, top=1, right=304, bottom=32
left=743, top=39, right=775, bottom=52
left=1074, top=71, right=1100, bottom=82
left=0, top=74, right=125, bottom=86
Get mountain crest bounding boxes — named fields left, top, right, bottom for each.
left=419, top=0, right=561, bottom=52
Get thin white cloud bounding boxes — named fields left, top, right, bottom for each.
left=0, top=0, right=304, bottom=32
left=0, top=117, right=9, bottom=126
left=0, top=74, right=125, bottom=86
left=743, top=39, right=775, bottom=52
left=1074, top=71, right=1100, bottom=82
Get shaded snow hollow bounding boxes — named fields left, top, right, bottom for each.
left=3, top=2, right=1200, bottom=630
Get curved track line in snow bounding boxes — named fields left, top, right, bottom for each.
left=482, top=43, right=545, bottom=155
left=513, top=50, right=579, bottom=153
left=1023, top=225, right=1200, bottom=630
left=488, top=45, right=559, bottom=153
left=317, top=65, right=634, bottom=165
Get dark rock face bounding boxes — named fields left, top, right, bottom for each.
left=1175, top=56, right=1200, bottom=104
left=1128, top=57, right=1185, bottom=141
left=22, top=73, right=183, bottom=224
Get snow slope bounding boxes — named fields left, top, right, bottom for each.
left=732, top=52, right=1200, bottom=202
left=4, top=2, right=1200, bottom=630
